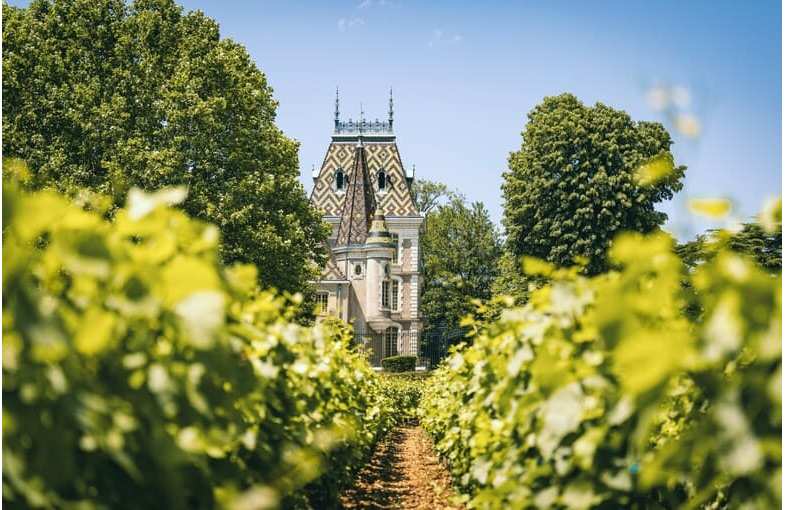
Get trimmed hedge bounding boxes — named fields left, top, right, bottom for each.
left=381, top=355, right=417, bottom=373
left=2, top=176, right=396, bottom=509
left=421, top=227, right=782, bottom=509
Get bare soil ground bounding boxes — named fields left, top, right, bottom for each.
left=340, top=426, right=464, bottom=510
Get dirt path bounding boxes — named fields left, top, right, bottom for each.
left=340, top=426, right=464, bottom=510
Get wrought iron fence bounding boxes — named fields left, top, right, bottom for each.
left=350, top=326, right=464, bottom=370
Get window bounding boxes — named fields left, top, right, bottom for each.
left=391, top=279, right=399, bottom=312
left=377, top=170, right=386, bottom=191
left=384, top=327, right=398, bottom=357
left=335, top=169, right=345, bottom=191
left=382, top=280, right=390, bottom=309
left=391, top=233, right=399, bottom=264
left=316, top=292, right=329, bottom=315
left=354, top=263, right=363, bottom=276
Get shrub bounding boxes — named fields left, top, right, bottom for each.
left=381, top=355, right=417, bottom=373
left=379, top=375, right=425, bottom=424
left=2, top=176, right=395, bottom=509
left=421, top=223, right=781, bottom=509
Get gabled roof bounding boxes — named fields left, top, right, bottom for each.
left=335, top=141, right=377, bottom=246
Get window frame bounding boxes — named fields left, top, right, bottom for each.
left=391, top=278, right=400, bottom=312
left=316, top=291, right=329, bottom=315
left=384, top=326, right=399, bottom=357
left=335, top=168, right=345, bottom=192
left=391, top=233, right=400, bottom=264
left=381, top=280, right=390, bottom=309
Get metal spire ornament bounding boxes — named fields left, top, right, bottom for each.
left=334, top=87, right=340, bottom=129
left=388, top=87, right=394, bottom=129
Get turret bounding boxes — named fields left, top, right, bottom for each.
left=365, top=208, right=395, bottom=320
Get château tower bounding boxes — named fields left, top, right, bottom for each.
left=310, top=89, right=423, bottom=366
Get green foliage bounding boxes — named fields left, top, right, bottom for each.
left=410, top=178, right=457, bottom=216
left=677, top=222, right=782, bottom=273
left=2, top=0, right=329, bottom=296
left=381, top=355, right=417, bottom=373
left=421, top=217, right=781, bottom=508
left=2, top=179, right=393, bottom=509
left=502, top=93, right=686, bottom=275
left=378, top=375, right=425, bottom=423
left=421, top=197, right=502, bottom=334
left=490, top=252, right=531, bottom=306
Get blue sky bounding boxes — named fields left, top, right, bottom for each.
left=11, top=0, right=782, bottom=239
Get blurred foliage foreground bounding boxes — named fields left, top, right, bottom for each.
left=2, top=171, right=413, bottom=510
left=421, top=204, right=782, bottom=509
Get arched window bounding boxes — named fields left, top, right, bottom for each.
left=335, top=169, right=345, bottom=191
left=377, top=170, right=386, bottom=191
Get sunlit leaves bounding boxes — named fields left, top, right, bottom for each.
left=2, top=182, right=395, bottom=509
left=635, top=153, right=675, bottom=186
left=688, top=197, right=732, bottom=219
left=75, top=308, right=118, bottom=355
left=612, top=329, right=689, bottom=396
left=126, top=186, right=187, bottom=220
left=759, top=196, right=782, bottom=234
left=421, top=216, right=781, bottom=509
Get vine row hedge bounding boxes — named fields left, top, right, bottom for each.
left=421, top=217, right=781, bottom=509
left=2, top=173, right=397, bottom=510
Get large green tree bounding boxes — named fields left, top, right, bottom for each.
left=3, top=0, right=328, bottom=294
left=502, top=93, right=685, bottom=274
left=420, top=196, right=501, bottom=336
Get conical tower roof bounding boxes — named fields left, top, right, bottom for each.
left=366, top=207, right=395, bottom=248
left=335, top=140, right=377, bottom=246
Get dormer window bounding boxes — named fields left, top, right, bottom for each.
left=377, top=170, right=387, bottom=191
left=335, top=169, right=345, bottom=191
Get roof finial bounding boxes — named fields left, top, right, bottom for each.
left=412, top=163, right=416, bottom=179
left=359, top=102, right=365, bottom=133
left=334, top=87, right=340, bottom=129
left=388, top=87, right=394, bottom=128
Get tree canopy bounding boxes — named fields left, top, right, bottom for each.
left=3, top=0, right=328, bottom=295
left=411, top=178, right=457, bottom=217
left=502, top=93, right=685, bottom=274
left=490, top=252, right=530, bottom=306
left=420, top=196, right=501, bottom=335
left=677, top=222, right=782, bottom=273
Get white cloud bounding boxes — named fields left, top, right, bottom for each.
left=428, top=29, right=463, bottom=47
left=338, top=17, right=365, bottom=32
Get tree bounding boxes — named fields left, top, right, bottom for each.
left=502, top=93, right=685, bottom=275
left=677, top=222, right=782, bottom=273
left=490, top=252, right=530, bottom=305
left=2, top=0, right=329, bottom=295
left=420, top=197, right=502, bottom=336
left=411, top=178, right=457, bottom=216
